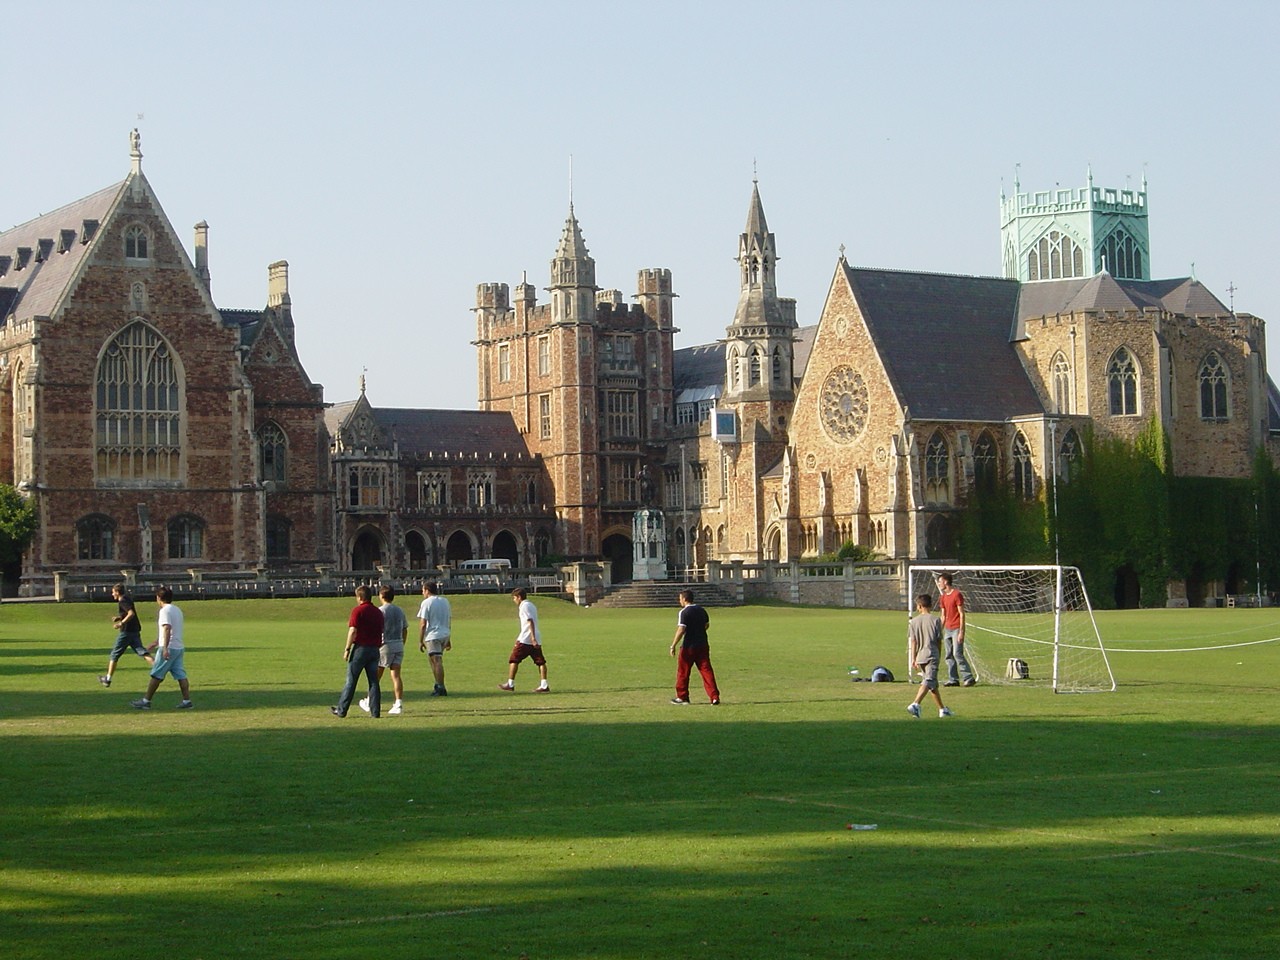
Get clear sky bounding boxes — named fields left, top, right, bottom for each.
left=5, top=0, right=1277, bottom=409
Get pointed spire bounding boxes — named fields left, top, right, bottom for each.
left=744, top=180, right=769, bottom=240
left=555, top=204, right=591, bottom=262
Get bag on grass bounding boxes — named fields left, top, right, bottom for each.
left=870, top=666, right=894, bottom=683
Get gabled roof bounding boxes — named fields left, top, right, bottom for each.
left=673, top=341, right=725, bottom=392
left=1014, top=275, right=1229, bottom=338
left=843, top=264, right=1044, bottom=422
left=0, top=182, right=123, bottom=324
left=327, top=401, right=532, bottom=458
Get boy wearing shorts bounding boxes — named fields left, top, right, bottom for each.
left=906, top=593, right=951, bottom=719
left=361, top=586, right=408, bottom=715
left=498, top=588, right=549, bottom=693
left=131, top=587, right=192, bottom=710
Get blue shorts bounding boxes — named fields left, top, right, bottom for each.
left=150, top=649, right=187, bottom=681
left=109, top=632, right=147, bottom=662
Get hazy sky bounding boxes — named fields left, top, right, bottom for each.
left=5, top=0, right=1277, bottom=409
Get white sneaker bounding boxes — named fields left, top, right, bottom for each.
left=358, top=697, right=370, bottom=713
left=939, top=707, right=953, bottom=717
left=906, top=703, right=921, bottom=718
left=388, top=702, right=402, bottom=716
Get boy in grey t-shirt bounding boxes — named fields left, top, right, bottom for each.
left=361, top=586, right=408, bottom=716
left=906, top=594, right=952, bottom=719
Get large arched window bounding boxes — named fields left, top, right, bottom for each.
left=77, top=514, right=116, bottom=561
left=1012, top=433, right=1034, bottom=500
left=258, top=422, right=287, bottom=486
left=972, top=431, right=997, bottom=493
left=12, top=360, right=30, bottom=484
left=1098, top=229, right=1143, bottom=279
left=1107, top=347, right=1139, bottom=416
left=924, top=431, right=950, bottom=505
left=96, top=322, right=182, bottom=482
left=1199, top=352, right=1229, bottom=421
left=1051, top=352, right=1072, bottom=414
left=1028, top=230, right=1084, bottom=280
left=168, top=514, right=204, bottom=559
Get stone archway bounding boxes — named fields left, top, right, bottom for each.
left=491, top=530, right=519, bottom=566
left=925, top=515, right=954, bottom=560
left=351, top=528, right=384, bottom=572
left=405, top=530, right=430, bottom=570
left=445, top=530, right=474, bottom=564
left=602, top=532, right=633, bottom=583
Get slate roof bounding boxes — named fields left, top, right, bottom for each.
left=327, top=401, right=532, bottom=458
left=220, top=308, right=266, bottom=347
left=1013, top=275, right=1228, bottom=339
left=843, top=264, right=1044, bottom=422
left=0, top=182, right=123, bottom=324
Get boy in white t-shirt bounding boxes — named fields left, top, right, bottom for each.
left=416, top=580, right=452, bottom=697
left=131, top=586, right=192, bottom=710
left=498, top=588, right=549, bottom=692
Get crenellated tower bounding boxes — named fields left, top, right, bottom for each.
left=1001, top=168, right=1151, bottom=282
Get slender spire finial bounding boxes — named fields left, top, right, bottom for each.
left=569, top=154, right=574, bottom=214
left=753, top=157, right=758, bottom=184
left=359, top=368, right=367, bottom=395
left=1227, top=280, right=1238, bottom=312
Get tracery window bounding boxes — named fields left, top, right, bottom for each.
left=1051, top=352, right=1072, bottom=414
left=1012, top=433, right=1034, bottom=500
left=604, top=391, right=637, bottom=438
left=1108, top=347, right=1139, bottom=416
left=420, top=471, right=448, bottom=507
left=168, top=514, right=204, bottom=559
left=348, top=465, right=386, bottom=507
left=258, top=422, right=287, bottom=485
left=772, top=346, right=784, bottom=384
left=1058, top=428, right=1081, bottom=482
left=924, top=431, right=950, bottom=505
left=728, top=347, right=741, bottom=390
left=1199, top=352, right=1229, bottom=421
left=1098, top=229, right=1143, bottom=279
left=467, top=471, right=494, bottom=508
left=748, top=347, right=762, bottom=387
left=95, top=322, right=182, bottom=483
left=608, top=459, right=638, bottom=503
left=124, top=224, right=149, bottom=260
left=77, top=514, right=116, bottom=561
left=1028, top=230, right=1084, bottom=280
left=972, top=431, right=997, bottom=493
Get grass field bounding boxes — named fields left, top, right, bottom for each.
left=1, top=595, right=1278, bottom=959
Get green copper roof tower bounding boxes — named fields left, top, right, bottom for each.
left=1000, top=168, right=1150, bottom=282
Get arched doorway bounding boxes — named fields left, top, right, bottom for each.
left=351, top=528, right=384, bottom=572
left=491, top=530, right=519, bottom=566
left=405, top=531, right=429, bottom=570
left=602, top=532, right=633, bottom=582
left=1114, top=564, right=1140, bottom=609
left=764, top=526, right=781, bottom=561
left=445, top=530, right=473, bottom=564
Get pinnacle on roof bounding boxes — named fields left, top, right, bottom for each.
left=555, top=203, right=592, bottom=262
left=744, top=180, right=769, bottom=240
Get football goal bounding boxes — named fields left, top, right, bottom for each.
left=907, top=565, right=1116, bottom=693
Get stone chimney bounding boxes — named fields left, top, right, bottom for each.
left=267, top=260, right=294, bottom=342
left=193, top=221, right=211, bottom=292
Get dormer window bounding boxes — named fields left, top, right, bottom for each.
left=15, top=247, right=32, bottom=270
left=58, top=229, right=77, bottom=254
left=81, top=219, right=99, bottom=244
left=35, top=239, right=53, bottom=262
left=125, top=224, right=149, bottom=260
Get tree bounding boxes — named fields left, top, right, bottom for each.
left=0, top=484, right=38, bottom=565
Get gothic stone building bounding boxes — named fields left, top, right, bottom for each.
left=0, top=135, right=330, bottom=592
left=474, top=175, right=1276, bottom=578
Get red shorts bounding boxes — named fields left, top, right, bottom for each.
left=508, top=642, right=546, bottom=667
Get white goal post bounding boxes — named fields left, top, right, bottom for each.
left=907, top=565, right=1116, bottom=693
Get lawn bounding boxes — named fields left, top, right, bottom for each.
left=1, top=596, right=1277, bottom=959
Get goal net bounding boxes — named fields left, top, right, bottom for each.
left=907, top=565, right=1116, bottom=693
